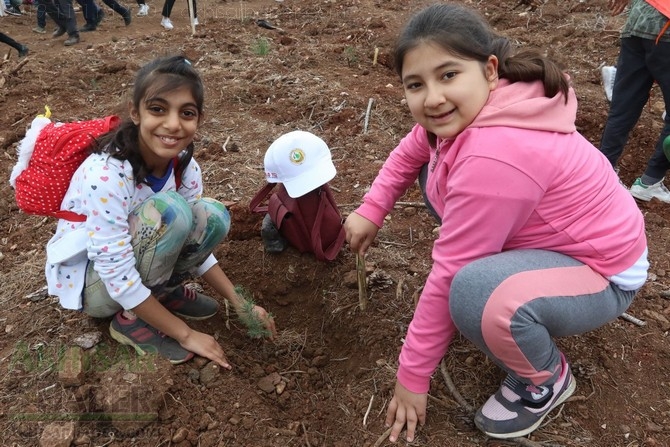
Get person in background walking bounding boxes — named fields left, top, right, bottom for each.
left=599, top=0, right=670, bottom=202
left=45, top=0, right=80, bottom=46
left=160, top=0, right=197, bottom=30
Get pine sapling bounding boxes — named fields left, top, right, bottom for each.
left=234, top=286, right=273, bottom=339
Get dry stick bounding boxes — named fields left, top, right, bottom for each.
left=188, top=0, right=196, bottom=35
left=301, top=422, right=311, bottom=447
left=372, top=47, right=379, bottom=66
left=7, top=57, right=28, bottom=77
left=363, top=98, right=374, bottom=134
left=439, top=359, right=475, bottom=415
left=373, top=427, right=392, bottom=447
left=363, top=394, right=375, bottom=426
left=222, top=135, right=231, bottom=152
left=620, top=312, right=646, bottom=327
left=356, top=254, right=368, bottom=311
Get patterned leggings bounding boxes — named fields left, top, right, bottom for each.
left=82, top=191, right=230, bottom=317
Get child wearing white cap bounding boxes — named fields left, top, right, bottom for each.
left=260, top=130, right=338, bottom=253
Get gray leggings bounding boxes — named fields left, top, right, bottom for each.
left=449, top=249, right=636, bottom=386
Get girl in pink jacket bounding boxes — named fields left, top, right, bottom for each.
left=344, top=3, right=648, bottom=442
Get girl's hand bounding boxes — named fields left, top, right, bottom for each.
left=178, top=328, right=232, bottom=369
left=343, top=212, right=379, bottom=256
left=249, top=304, right=277, bottom=340
left=385, top=381, right=427, bottom=443
left=608, top=0, right=628, bottom=15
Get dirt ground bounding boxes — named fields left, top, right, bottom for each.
left=1, top=0, right=669, bottom=446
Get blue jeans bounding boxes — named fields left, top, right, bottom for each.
left=600, top=36, right=670, bottom=181
left=82, top=192, right=231, bottom=317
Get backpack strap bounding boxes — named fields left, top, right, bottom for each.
left=249, top=182, right=276, bottom=213
left=51, top=210, right=87, bottom=222
left=173, top=156, right=182, bottom=189
left=310, top=187, right=345, bottom=261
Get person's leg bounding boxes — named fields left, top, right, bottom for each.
left=171, top=197, right=231, bottom=278
left=600, top=37, right=655, bottom=168
left=55, top=0, right=79, bottom=39
left=450, top=249, right=636, bottom=438
left=77, top=0, right=103, bottom=29
left=82, top=191, right=193, bottom=318
left=641, top=39, right=670, bottom=181
left=99, top=0, right=130, bottom=20
left=35, top=0, right=47, bottom=29
left=161, top=0, right=175, bottom=17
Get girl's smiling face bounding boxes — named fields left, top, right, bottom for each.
left=401, top=41, right=498, bottom=139
left=130, top=85, right=201, bottom=177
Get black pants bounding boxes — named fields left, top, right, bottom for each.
left=162, top=0, right=197, bottom=18
left=0, top=32, right=24, bottom=52
left=44, top=0, right=79, bottom=37
left=600, top=36, right=670, bottom=181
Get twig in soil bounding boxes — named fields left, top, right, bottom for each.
left=373, top=47, right=379, bottom=66
left=301, top=421, right=311, bottom=447
left=356, top=254, right=368, bottom=311
left=439, top=359, right=475, bottom=415
left=7, top=57, right=28, bottom=77
left=619, top=312, right=646, bottom=327
left=373, top=427, right=392, bottom=447
left=363, top=394, right=375, bottom=426
left=222, top=135, right=231, bottom=152
left=363, top=98, right=374, bottom=134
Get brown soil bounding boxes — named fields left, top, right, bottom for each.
left=1, top=0, right=669, bottom=446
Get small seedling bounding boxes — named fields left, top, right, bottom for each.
left=252, top=38, right=271, bottom=56
left=234, top=286, right=273, bottom=339
left=344, top=46, right=358, bottom=67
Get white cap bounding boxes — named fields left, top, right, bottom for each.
left=264, top=130, right=336, bottom=198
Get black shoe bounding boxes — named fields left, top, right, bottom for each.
left=123, top=10, right=132, bottom=26
left=64, top=35, right=80, bottom=46
left=18, top=46, right=28, bottom=58
left=80, top=23, right=97, bottom=32
left=52, top=26, right=66, bottom=38
left=95, top=9, right=106, bottom=26
left=6, top=6, right=22, bottom=16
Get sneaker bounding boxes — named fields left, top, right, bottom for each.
left=32, top=26, right=46, bottom=34
left=52, top=26, right=66, bottom=38
left=80, top=23, right=97, bottom=32
left=601, top=65, right=616, bottom=102
left=159, top=285, right=219, bottom=320
left=137, top=3, right=149, bottom=16
left=161, top=16, right=174, bottom=30
left=63, top=35, right=79, bottom=46
left=629, top=178, right=670, bottom=203
left=261, top=213, right=288, bottom=253
left=18, top=45, right=28, bottom=57
left=109, top=311, right=194, bottom=364
left=123, top=9, right=132, bottom=26
left=5, top=6, right=22, bottom=16
left=474, top=355, right=576, bottom=439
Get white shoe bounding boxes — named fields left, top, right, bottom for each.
left=161, top=17, right=173, bottom=30
left=193, top=17, right=199, bottom=25
left=629, top=178, right=670, bottom=203
left=137, top=4, right=149, bottom=16
left=601, top=66, right=616, bottom=102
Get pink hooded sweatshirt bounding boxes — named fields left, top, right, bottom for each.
left=354, top=79, right=647, bottom=393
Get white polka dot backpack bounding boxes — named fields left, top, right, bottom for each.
left=9, top=107, right=120, bottom=221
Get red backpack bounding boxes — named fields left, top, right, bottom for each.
left=249, top=182, right=345, bottom=261
left=10, top=110, right=121, bottom=222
